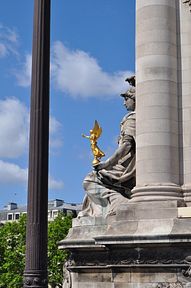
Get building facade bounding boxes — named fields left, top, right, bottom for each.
left=0, top=199, right=82, bottom=224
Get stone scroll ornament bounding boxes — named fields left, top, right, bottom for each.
left=182, top=0, right=191, bottom=11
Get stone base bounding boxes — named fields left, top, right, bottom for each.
left=130, top=185, right=184, bottom=204
left=67, top=267, right=191, bottom=288
left=59, top=201, right=191, bottom=287
left=183, top=186, right=191, bottom=207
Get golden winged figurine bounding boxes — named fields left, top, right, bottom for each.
left=82, top=120, right=105, bottom=166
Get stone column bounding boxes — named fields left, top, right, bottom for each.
left=131, top=0, right=183, bottom=202
left=23, top=0, right=51, bottom=287
left=179, top=1, right=191, bottom=206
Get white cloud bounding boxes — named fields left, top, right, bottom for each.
left=0, top=98, right=29, bottom=158
left=0, top=24, right=18, bottom=43
left=49, top=117, right=63, bottom=148
left=0, top=24, right=19, bottom=58
left=15, top=41, right=133, bottom=98
left=0, top=43, right=7, bottom=58
left=0, top=160, right=64, bottom=190
left=5, top=28, right=18, bottom=43
left=0, top=98, right=63, bottom=159
left=0, top=97, right=63, bottom=193
left=0, top=160, right=27, bottom=184
left=49, top=177, right=64, bottom=190
left=14, top=54, right=32, bottom=87
left=51, top=41, right=133, bottom=98
left=50, top=116, right=61, bottom=134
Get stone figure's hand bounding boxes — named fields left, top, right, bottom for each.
left=93, top=162, right=105, bottom=171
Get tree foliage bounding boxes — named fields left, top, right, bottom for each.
left=48, top=213, right=72, bottom=288
left=0, top=213, right=72, bottom=288
left=0, top=215, right=26, bottom=288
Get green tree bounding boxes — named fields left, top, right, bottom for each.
left=48, top=213, right=72, bottom=288
left=0, top=215, right=26, bottom=288
left=0, top=213, right=72, bottom=288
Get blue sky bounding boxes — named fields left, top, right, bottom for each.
left=0, top=0, right=135, bottom=209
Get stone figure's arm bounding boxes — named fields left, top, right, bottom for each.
left=95, top=136, right=134, bottom=171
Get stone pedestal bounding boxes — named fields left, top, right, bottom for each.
left=59, top=203, right=191, bottom=287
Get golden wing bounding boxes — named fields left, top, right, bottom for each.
left=92, top=120, right=102, bottom=139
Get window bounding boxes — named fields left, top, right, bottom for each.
left=7, top=214, right=13, bottom=220
left=15, top=213, right=20, bottom=220
left=52, top=210, right=58, bottom=219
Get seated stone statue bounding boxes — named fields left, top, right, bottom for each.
left=78, top=76, right=136, bottom=218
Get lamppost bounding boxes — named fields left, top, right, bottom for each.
left=23, top=1, right=51, bottom=287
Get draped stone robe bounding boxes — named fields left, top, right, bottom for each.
left=78, top=111, right=136, bottom=218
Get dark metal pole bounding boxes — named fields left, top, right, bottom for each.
left=23, top=1, right=51, bottom=287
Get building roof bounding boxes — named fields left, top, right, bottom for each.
left=0, top=199, right=82, bottom=222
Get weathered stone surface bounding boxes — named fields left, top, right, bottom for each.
left=60, top=1, right=191, bottom=287
left=180, top=0, right=191, bottom=205
left=72, top=216, right=107, bottom=227
left=131, top=271, right=177, bottom=283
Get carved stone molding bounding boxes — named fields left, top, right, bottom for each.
left=69, top=248, right=191, bottom=268
left=182, top=266, right=191, bottom=278
left=23, top=276, right=48, bottom=287
left=156, top=283, right=183, bottom=288
left=182, top=0, right=191, bottom=11
left=182, top=256, right=191, bottom=279
left=63, top=261, right=72, bottom=288
left=63, top=246, right=191, bottom=286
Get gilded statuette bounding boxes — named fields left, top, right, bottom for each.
left=82, top=120, right=105, bottom=166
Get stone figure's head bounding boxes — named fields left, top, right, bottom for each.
left=120, top=76, right=136, bottom=111
left=126, top=75, right=136, bottom=87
